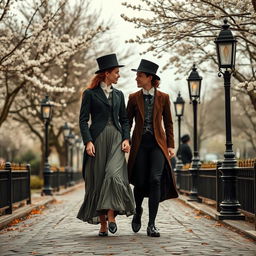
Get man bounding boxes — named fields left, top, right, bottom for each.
left=127, top=59, right=178, bottom=237
left=178, top=134, right=192, bottom=165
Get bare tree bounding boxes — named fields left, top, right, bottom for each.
left=183, top=87, right=225, bottom=152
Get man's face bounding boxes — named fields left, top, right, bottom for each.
left=135, top=72, right=152, bottom=88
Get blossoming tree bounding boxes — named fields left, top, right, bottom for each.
left=0, top=0, right=108, bottom=170
left=122, top=0, right=256, bottom=153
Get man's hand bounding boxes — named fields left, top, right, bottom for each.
left=168, top=147, right=175, bottom=158
left=122, top=139, right=130, bottom=153
left=86, top=141, right=95, bottom=157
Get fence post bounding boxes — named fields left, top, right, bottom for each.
left=5, top=162, right=12, bottom=214
left=216, top=161, right=222, bottom=212
left=57, top=168, right=60, bottom=192
left=26, top=164, right=31, bottom=204
left=65, top=167, right=69, bottom=189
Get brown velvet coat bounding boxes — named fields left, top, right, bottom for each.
left=127, top=89, right=178, bottom=201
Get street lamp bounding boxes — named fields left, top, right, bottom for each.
left=173, top=92, right=185, bottom=189
left=187, top=64, right=202, bottom=202
left=40, top=96, right=53, bottom=195
left=214, top=19, right=244, bottom=220
left=68, top=129, right=75, bottom=186
left=62, top=122, right=70, bottom=168
left=75, top=136, right=82, bottom=172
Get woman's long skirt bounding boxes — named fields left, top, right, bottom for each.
left=77, top=123, right=135, bottom=224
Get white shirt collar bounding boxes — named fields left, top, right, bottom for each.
left=143, top=87, right=155, bottom=96
left=100, top=82, right=113, bottom=92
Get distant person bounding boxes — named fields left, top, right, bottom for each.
left=177, top=134, right=192, bottom=165
left=77, top=53, right=135, bottom=237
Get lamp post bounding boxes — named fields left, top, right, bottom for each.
left=214, top=19, right=244, bottom=220
left=75, top=136, right=82, bottom=172
left=174, top=92, right=185, bottom=189
left=41, top=96, right=53, bottom=195
left=187, top=64, right=202, bottom=202
left=68, top=130, right=75, bottom=186
left=62, top=122, right=70, bottom=168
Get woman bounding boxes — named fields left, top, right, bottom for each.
left=77, top=53, right=135, bottom=236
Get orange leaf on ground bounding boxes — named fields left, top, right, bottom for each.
left=30, top=209, right=42, bottom=215
left=8, top=219, right=22, bottom=226
left=214, top=222, right=223, bottom=227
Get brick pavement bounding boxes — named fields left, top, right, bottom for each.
left=0, top=186, right=255, bottom=256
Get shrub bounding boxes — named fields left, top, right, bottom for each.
left=30, top=175, right=43, bottom=189
left=15, top=150, right=41, bottom=175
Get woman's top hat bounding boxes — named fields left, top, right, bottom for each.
left=95, top=53, right=124, bottom=74
left=132, top=59, right=160, bottom=80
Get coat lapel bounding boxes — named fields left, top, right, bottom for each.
left=136, top=89, right=145, bottom=121
left=153, top=89, right=162, bottom=121
left=94, top=86, right=109, bottom=106
left=112, top=88, right=119, bottom=110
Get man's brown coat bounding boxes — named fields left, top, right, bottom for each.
left=127, top=89, right=178, bottom=201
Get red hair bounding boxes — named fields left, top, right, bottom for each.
left=87, top=73, right=106, bottom=89
left=87, top=68, right=116, bottom=89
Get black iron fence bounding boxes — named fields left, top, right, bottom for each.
left=176, top=160, right=256, bottom=216
left=0, top=163, right=83, bottom=215
left=0, top=162, right=31, bottom=214
left=51, top=166, right=83, bottom=192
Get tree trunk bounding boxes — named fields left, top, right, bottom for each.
left=252, top=0, right=256, bottom=12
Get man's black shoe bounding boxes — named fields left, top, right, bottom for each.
left=131, top=207, right=143, bottom=233
left=147, top=224, right=160, bottom=237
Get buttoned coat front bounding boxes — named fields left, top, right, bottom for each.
left=127, top=89, right=178, bottom=201
left=79, top=85, right=130, bottom=179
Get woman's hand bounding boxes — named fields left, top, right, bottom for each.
left=168, top=147, right=175, bottom=158
left=122, top=139, right=130, bottom=153
left=86, top=141, right=95, bottom=157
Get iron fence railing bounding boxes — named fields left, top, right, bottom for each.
left=176, top=161, right=256, bottom=217
left=0, top=162, right=31, bottom=214
left=0, top=163, right=83, bottom=215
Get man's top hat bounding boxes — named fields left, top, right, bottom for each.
left=95, top=53, right=124, bottom=74
left=181, top=134, right=190, bottom=143
left=131, top=59, right=160, bottom=80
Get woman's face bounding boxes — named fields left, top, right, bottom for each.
left=105, top=67, right=120, bottom=85
left=136, top=72, right=152, bottom=88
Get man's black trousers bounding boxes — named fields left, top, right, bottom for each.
left=133, top=133, right=165, bottom=225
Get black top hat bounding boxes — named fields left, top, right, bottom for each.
left=181, top=134, right=190, bottom=143
left=132, top=59, right=160, bottom=80
left=95, top=53, right=124, bottom=74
